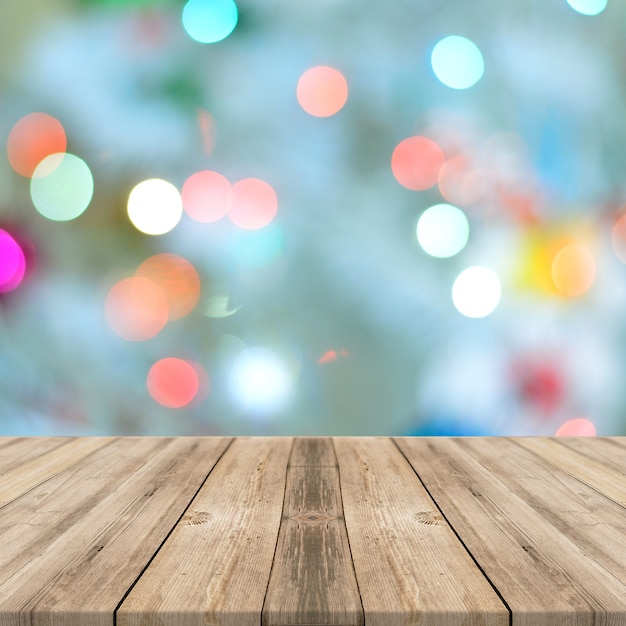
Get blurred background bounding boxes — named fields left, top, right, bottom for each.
left=1, top=0, right=625, bottom=436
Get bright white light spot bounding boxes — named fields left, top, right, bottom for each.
left=452, top=266, right=501, bottom=318
left=566, top=0, right=607, bottom=15
left=228, top=347, right=294, bottom=414
left=431, top=35, right=484, bottom=90
left=417, top=203, right=469, bottom=258
left=127, top=178, right=183, bottom=235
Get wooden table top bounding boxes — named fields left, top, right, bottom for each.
left=0, top=436, right=624, bottom=626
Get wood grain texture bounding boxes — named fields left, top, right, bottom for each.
left=288, top=437, right=338, bottom=467
left=0, top=437, right=167, bottom=589
left=553, top=437, right=626, bottom=475
left=335, top=437, right=508, bottom=626
left=513, top=437, right=626, bottom=506
left=0, top=438, right=71, bottom=476
left=0, top=437, right=114, bottom=508
left=117, top=437, right=292, bottom=626
left=0, top=437, right=231, bottom=626
left=263, top=438, right=363, bottom=626
left=0, top=437, right=624, bottom=626
left=394, top=437, right=626, bottom=626
left=464, top=437, right=626, bottom=583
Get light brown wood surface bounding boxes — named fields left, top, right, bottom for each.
left=262, top=437, right=362, bottom=626
left=0, top=436, right=623, bottom=626
left=118, top=436, right=292, bottom=626
left=393, top=437, right=626, bottom=626
left=335, top=437, right=508, bottom=626
left=0, top=437, right=231, bottom=626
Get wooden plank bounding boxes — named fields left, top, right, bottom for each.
left=263, top=437, right=363, bottom=626
left=459, top=437, right=626, bottom=583
left=395, top=437, right=626, bottom=626
left=335, top=437, right=508, bottom=626
left=0, top=437, right=114, bottom=509
left=0, top=438, right=71, bottom=475
left=0, top=437, right=165, bottom=586
left=545, top=437, right=626, bottom=477
left=513, top=437, right=626, bottom=507
left=288, top=436, right=337, bottom=467
left=117, top=437, right=292, bottom=626
left=0, top=436, right=231, bottom=626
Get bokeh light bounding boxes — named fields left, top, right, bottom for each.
left=611, top=214, right=626, bottom=263
left=438, top=156, right=470, bottom=204
left=565, top=0, right=607, bottom=15
left=416, top=203, right=469, bottom=258
left=7, top=113, right=66, bottom=177
left=391, top=136, right=445, bottom=190
left=452, top=266, right=501, bottom=318
left=228, top=178, right=278, bottom=230
left=512, top=358, right=564, bottom=414
left=555, top=417, right=597, bottom=436
left=438, top=156, right=488, bottom=206
left=5, top=1, right=626, bottom=440
left=0, top=230, right=26, bottom=293
left=551, top=243, right=595, bottom=297
left=105, top=276, right=169, bottom=341
left=431, top=35, right=485, bottom=90
left=30, top=153, right=94, bottom=221
left=182, top=170, right=231, bottom=223
left=515, top=229, right=567, bottom=295
left=147, top=358, right=200, bottom=408
left=135, top=253, right=201, bottom=320
left=297, top=66, right=349, bottom=118
left=318, top=349, right=350, bottom=364
left=127, top=178, right=183, bottom=235
left=182, top=0, right=238, bottom=44
left=204, top=295, right=241, bottom=318
left=228, top=347, right=294, bottom=414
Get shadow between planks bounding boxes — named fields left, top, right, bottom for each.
left=0, top=436, right=624, bottom=626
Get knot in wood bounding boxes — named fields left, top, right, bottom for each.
left=413, top=510, right=443, bottom=526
